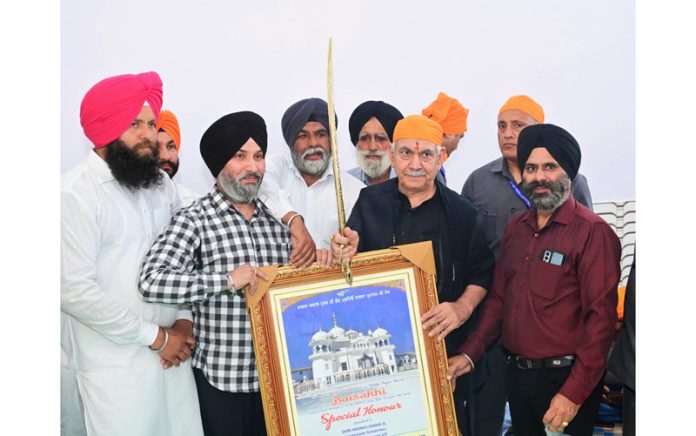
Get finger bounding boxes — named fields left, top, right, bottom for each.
left=185, top=336, right=196, bottom=347
left=255, top=268, right=269, bottom=281
left=437, top=323, right=454, bottom=341
left=291, top=246, right=315, bottom=268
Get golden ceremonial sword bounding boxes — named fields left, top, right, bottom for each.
left=327, top=38, right=353, bottom=285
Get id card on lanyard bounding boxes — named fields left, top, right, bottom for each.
left=507, top=179, right=532, bottom=209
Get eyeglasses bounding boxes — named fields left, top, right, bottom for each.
left=395, top=146, right=441, bottom=163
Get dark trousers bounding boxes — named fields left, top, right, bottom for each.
left=474, top=342, right=509, bottom=436
left=622, top=386, right=635, bottom=436
left=453, top=372, right=474, bottom=436
left=505, top=363, right=603, bottom=436
left=193, top=368, right=267, bottom=436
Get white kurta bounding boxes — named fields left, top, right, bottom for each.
left=61, top=151, right=203, bottom=436
left=173, top=180, right=200, bottom=207
left=258, top=153, right=364, bottom=249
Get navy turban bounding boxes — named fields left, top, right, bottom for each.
left=200, top=111, right=267, bottom=177
left=517, top=123, right=581, bottom=181
left=348, top=100, right=404, bottom=146
left=281, top=98, right=336, bottom=147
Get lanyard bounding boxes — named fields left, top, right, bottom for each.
left=507, top=179, right=532, bottom=209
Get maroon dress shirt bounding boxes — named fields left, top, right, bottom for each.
left=459, top=196, right=621, bottom=404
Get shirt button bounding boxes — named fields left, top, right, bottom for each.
left=525, top=256, right=529, bottom=261
left=534, top=233, right=539, bottom=238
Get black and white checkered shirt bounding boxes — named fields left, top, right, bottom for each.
left=139, top=186, right=290, bottom=392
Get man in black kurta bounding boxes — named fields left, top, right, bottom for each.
left=331, top=114, right=495, bottom=436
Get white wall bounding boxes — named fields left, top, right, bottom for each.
left=61, top=0, right=634, bottom=202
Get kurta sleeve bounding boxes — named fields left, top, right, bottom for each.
left=61, top=190, right=159, bottom=346
left=257, top=155, right=295, bottom=222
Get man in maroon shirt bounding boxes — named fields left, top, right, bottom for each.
left=447, top=123, right=621, bottom=436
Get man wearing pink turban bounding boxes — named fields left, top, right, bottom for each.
left=61, top=72, right=203, bottom=436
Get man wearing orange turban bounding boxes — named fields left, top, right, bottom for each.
left=330, top=114, right=495, bottom=436
left=62, top=72, right=203, bottom=436
left=422, top=92, right=470, bottom=186
left=460, top=95, right=593, bottom=436
left=156, top=109, right=200, bottom=206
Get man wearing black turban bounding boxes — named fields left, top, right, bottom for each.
left=257, top=98, right=364, bottom=260
left=140, top=111, right=291, bottom=436
left=449, top=124, right=623, bottom=436
left=347, top=100, right=403, bottom=186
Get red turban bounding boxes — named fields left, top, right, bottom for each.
left=80, top=72, right=163, bottom=148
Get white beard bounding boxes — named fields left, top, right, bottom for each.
left=356, top=149, right=391, bottom=179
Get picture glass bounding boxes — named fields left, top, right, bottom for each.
left=268, top=267, right=437, bottom=436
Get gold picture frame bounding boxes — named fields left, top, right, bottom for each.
left=246, top=241, right=458, bottom=435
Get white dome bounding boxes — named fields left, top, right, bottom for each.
left=328, top=325, right=345, bottom=337
left=372, top=327, right=388, bottom=337
left=311, top=330, right=329, bottom=341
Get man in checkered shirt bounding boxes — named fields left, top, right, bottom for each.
left=139, top=111, right=289, bottom=435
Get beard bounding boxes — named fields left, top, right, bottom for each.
left=291, top=146, right=331, bottom=177
left=217, top=170, right=263, bottom=204
left=103, top=138, right=163, bottom=191
left=356, top=149, right=391, bottom=179
left=159, top=158, right=179, bottom=178
left=521, top=173, right=571, bottom=211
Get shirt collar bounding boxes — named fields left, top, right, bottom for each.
left=211, top=184, right=268, bottom=219
left=522, top=195, right=577, bottom=228
left=489, top=157, right=517, bottom=181
left=87, top=150, right=115, bottom=185
left=286, top=153, right=335, bottom=184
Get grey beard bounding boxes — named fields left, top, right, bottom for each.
left=292, top=146, right=331, bottom=177
left=356, top=149, right=391, bottom=179
left=521, top=173, right=571, bottom=211
left=217, top=171, right=263, bottom=203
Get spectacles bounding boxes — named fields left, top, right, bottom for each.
left=395, top=146, right=441, bottom=163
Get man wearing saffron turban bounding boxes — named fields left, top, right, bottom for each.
left=61, top=72, right=203, bottom=436
left=422, top=92, right=470, bottom=186
left=156, top=109, right=200, bottom=206
left=330, top=115, right=495, bottom=436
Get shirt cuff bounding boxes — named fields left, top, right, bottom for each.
left=176, top=308, right=193, bottom=322
left=558, top=371, right=592, bottom=405
left=139, top=322, right=161, bottom=347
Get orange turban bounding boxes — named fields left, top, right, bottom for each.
left=421, top=92, right=469, bottom=134
left=156, top=109, right=181, bottom=150
left=498, top=95, right=545, bottom=123
left=393, top=115, right=443, bottom=146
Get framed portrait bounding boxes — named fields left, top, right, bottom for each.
left=246, top=241, right=458, bottom=436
